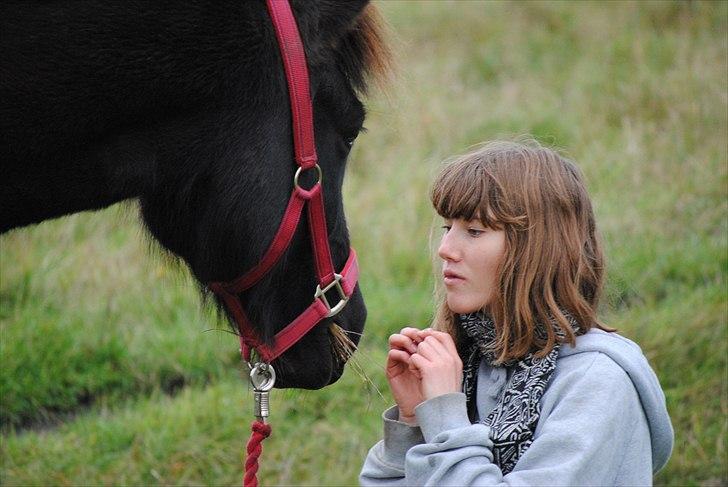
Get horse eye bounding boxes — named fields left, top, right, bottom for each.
left=344, top=126, right=365, bottom=148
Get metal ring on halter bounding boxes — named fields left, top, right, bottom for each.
left=250, top=363, right=276, bottom=391
left=294, top=164, right=322, bottom=191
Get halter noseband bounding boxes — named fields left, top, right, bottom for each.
left=208, top=0, right=359, bottom=365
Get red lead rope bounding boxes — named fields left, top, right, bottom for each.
left=244, top=420, right=272, bottom=487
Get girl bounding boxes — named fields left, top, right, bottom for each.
left=360, top=141, right=673, bottom=486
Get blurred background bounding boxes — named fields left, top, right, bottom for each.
left=1, top=1, right=725, bottom=485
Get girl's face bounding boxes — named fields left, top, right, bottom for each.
left=438, top=218, right=506, bottom=314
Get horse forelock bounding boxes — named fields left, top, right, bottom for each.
left=337, top=4, right=393, bottom=95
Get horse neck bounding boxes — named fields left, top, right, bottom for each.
left=1, top=132, right=157, bottom=232
left=0, top=1, right=261, bottom=233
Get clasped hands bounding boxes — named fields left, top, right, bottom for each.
left=386, top=327, right=463, bottom=426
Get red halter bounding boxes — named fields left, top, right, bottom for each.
left=208, top=0, right=359, bottom=365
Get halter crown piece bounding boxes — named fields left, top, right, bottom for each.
left=207, top=1, right=360, bottom=485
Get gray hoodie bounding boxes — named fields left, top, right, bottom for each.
left=360, top=329, right=673, bottom=486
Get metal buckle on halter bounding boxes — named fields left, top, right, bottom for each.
left=314, top=273, right=348, bottom=317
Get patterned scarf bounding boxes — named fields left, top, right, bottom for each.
left=459, top=311, right=580, bottom=474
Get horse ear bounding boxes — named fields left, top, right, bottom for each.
left=290, top=0, right=370, bottom=66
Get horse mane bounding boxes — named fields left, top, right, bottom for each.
left=338, top=4, right=393, bottom=95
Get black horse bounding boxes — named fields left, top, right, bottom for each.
left=1, top=1, right=388, bottom=389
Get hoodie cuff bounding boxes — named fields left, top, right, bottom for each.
left=380, top=405, right=425, bottom=466
left=414, top=392, right=472, bottom=443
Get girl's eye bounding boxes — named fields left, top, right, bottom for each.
left=441, top=225, right=452, bottom=233
left=468, top=228, right=485, bottom=237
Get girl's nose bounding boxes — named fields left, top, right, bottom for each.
left=438, top=231, right=461, bottom=262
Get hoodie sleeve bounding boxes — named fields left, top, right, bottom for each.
left=360, top=352, right=655, bottom=486
left=359, top=405, right=426, bottom=486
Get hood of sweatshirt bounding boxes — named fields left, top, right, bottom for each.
left=559, top=329, right=674, bottom=472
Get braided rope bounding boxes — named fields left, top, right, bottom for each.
left=243, top=420, right=272, bottom=487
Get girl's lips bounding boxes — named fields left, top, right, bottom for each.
left=443, top=276, right=464, bottom=286
left=443, top=270, right=465, bottom=285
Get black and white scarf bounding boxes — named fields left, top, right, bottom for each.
left=459, top=311, right=580, bottom=474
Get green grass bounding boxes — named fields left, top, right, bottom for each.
left=1, top=1, right=726, bottom=485
left=0, top=206, right=239, bottom=428
left=0, top=369, right=391, bottom=486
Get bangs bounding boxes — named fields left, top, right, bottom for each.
left=430, top=158, right=501, bottom=229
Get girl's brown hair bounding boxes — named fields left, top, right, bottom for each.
left=431, top=140, right=611, bottom=362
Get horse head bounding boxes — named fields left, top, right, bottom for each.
left=137, top=1, right=388, bottom=388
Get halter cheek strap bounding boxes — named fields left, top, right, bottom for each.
left=208, top=0, right=359, bottom=364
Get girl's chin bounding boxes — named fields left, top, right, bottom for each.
left=446, top=296, right=485, bottom=315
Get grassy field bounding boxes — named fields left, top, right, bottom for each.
left=1, top=1, right=726, bottom=485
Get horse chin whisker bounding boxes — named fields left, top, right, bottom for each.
left=337, top=329, right=365, bottom=337
left=328, top=322, right=358, bottom=364
left=328, top=323, right=386, bottom=401
left=201, top=328, right=239, bottom=336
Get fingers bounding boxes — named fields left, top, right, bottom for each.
left=387, top=348, right=411, bottom=365
left=409, top=349, right=462, bottom=400
left=407, top=355, right=422, bottom=379
left=409, top=352, right=428, bottom=370
left=414, top=335, right=449, bottom=362
left=388, top=328, right=463, bottom=402
left=389, top=327, right=427, bottom=381
left=409, top=332, right=462, bottom=376
left=400, top=327, right=425, bottom=344
left=388, top=333, right=418, bottom=354
left=389, top=327, right=461, bottom=370
left=386, top=349, right=410, bottom=378
left=417, top=328, right=459, bottom=358
left=388, top=327, right=425, bottom=354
